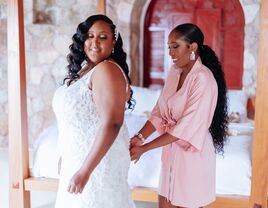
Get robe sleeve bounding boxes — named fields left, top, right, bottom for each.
left=148, top=101, right=165, bottom=134
left=148, top=67, right=176, bottom=134
left=167, top=72, right=218, bottom=151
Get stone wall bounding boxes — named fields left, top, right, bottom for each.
left=0, top=0, right=261, bottom=147
left=0, top=0, right=98, bottom=147
left=241, top=0, right=260, bottom=96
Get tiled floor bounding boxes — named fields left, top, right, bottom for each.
left=0, top=148, right=157, bottom=208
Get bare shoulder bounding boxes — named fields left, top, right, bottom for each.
left=92, top=60, right=130, bottom=100
left=93, top=61, right=125, bottom=81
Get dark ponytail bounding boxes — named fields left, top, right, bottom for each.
left=199, top=45, right=228, bottom=153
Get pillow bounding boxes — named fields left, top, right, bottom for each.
left=227, top=90, right=248, bottom=122
left=228, top=112, right=241, bottom=123
left=130, top=86, right=161, bottom=116
left=227, top=121, right=254, bottom=136
left=32, top=122, right=60, bottom=179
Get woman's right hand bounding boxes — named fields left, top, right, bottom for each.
left=130, top=144, right=146, bottom=163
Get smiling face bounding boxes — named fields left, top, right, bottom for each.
left=84, top=20, right=115, bottom=65
left=168, top=31, right=194, bottom=69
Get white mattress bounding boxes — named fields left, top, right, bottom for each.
left=31, top=114, right=254, bottom=196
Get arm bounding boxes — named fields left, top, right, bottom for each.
left=130, top=98, right=164, bottom=147
left=129, top=120, right=156, bottom=147
left=68, top=62, right=127, bottom=194
left=130, top=132, right=178, bottom=162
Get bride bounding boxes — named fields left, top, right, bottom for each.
left=53, top=14, right=135, bottom=208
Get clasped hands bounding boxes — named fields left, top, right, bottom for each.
left=129, top=135, right=146, bottom=163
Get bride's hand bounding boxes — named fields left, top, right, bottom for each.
left=68, top=167, right=90, bottom=194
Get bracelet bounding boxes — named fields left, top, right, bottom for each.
left=134, top=132, right=145, bottom=143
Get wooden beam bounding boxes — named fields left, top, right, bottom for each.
left=97, top=0, right=106, bottom=15
left=7, top=0, right=30, bottom=207
left=250, top=0, right=268, bottom=207
left=23, top=177, right=252, bottom=207
left=131, top=187, right=158, bottom=202
left=208, top=195, right=249, bottom=208
left=24, top=177, right=58, bottom=192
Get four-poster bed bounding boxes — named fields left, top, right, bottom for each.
left=7, top=0, right=268, bottom=207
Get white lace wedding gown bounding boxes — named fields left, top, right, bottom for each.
left=52, top=65, right=135, bottom=208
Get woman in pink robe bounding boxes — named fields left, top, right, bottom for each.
left=130, top=23, right=228, bottom=208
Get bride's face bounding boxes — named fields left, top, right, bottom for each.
left=84, top=20, right=115, bottom=65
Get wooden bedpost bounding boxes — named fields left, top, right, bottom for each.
left=7, top=0, right=30, bottom=207
left=250, top=0, right=268, bottom=207
left=98, top=0, right=106, bottom=15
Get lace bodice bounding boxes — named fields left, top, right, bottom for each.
left=53, top=65, right=135, bottom=208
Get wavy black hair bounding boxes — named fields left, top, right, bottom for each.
left=172, top=23, right=228, bottom=153
left=63, top=14, right=134, bottom=109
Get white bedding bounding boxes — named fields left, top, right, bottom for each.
left=31, top=113, right=254, bottom=196
left=32, top=86, right=254, bottom=196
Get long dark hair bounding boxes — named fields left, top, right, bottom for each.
left=172, top=23, right=228, bottom=153
left=64, top=14, right=134, bottom=109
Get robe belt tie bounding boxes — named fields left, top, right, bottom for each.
left=161, top=120, right=176, bottom=131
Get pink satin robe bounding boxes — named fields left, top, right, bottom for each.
left=149, top=58, right=218, bottom=207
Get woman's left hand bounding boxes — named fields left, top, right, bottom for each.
left=129, top=136, right=143, bottom=149
left=130, top=145, right=145, bottom=163
left=68, top=168, right=90, bottom=194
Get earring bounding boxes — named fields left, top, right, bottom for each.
left=190, top=51, right=195, bottom=60
left=112, top=48, right=114, bottom=53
